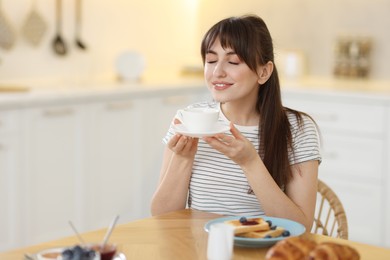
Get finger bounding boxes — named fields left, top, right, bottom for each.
left=167, top=134, right=181, bottom=147
left=173, top=118, right=182, bottom=125
left=230, top=122, right=244, bottom=140
left=190, top=138, right=199, bottom=153
left=175, top=135, right=189, bottom=151
left=214, top=134, right=234, bottom=145
left=168, top=134, right=187, bottom=151
left=203, top=136, right=231, bottom=153
left=183, top=137, right=198, bottom=153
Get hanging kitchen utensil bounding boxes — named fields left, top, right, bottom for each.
left=75, top=0, right=87, bottom=50
left=22, top=0, right=47, bottom=47
left=0, top=0, right=16, bottom=50
left=52, top=0, right=67, bottom=55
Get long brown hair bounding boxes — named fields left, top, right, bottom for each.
left=201, top=15, right=304, bottom=188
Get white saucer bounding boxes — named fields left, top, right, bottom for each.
left=173, top=123, right=230, bottom=138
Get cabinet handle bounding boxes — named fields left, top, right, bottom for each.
left=43, top=108, right=74, bottom=117
left=106, top=101, right=133, bottom=111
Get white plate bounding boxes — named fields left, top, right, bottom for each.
left=204, top=216, right=306, bottom=248
left=34, top=247, right=64, bottom=260
left=173, top=123, right=230, bottom=138
left=33, top=247, right=113, bottom=260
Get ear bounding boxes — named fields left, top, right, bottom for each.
left=257, top=61, right=274, bottom=85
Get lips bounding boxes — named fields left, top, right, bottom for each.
left=212, top=82, right=233, bottom=91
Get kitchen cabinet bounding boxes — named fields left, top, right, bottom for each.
left=282, top=90, right=388, bottom=246
left=83, top=98, right=145, bottom=230
left=0, top=110, right=21, bottom=251
left=0, top=86, right=210, bottom=250
left=20, top=104, right=86, bottom=246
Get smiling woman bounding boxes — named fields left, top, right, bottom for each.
left=151, top=15, right=321, bottom=232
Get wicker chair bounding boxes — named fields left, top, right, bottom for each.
left=313, top=179, right=349, bottom=239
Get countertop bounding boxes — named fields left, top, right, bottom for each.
left=0, top=76, right=207, bottom=109
left=0, top=76, right=389, bottom=109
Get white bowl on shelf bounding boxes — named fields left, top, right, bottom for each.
left=115, top=51, right=146, bottom=81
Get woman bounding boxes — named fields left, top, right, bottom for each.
left=151, top=15, right=321, bottom=231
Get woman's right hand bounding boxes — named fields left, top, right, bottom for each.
left=167, top=119, right=199, bottom=158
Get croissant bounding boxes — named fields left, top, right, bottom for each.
left=265, top=237, right=360, bottom=260
left=265, top=236, right=317, bottom=260
left=308, top=242, right=360, bottom=260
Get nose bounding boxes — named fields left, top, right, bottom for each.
left=213, top=62, right=227, bottom=77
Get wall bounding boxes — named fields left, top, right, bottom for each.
left=0, top=0, right=389, bottom=83
left=197, top=0, right=390, bottom=80
left=0, top=0, right=200, bottom=83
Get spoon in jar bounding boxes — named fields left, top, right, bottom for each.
left=68, top=221, right=87, bottom=246
left=101, top=215, right=120, bottom=250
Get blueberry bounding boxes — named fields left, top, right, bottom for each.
left=62, top=249, right=73, bottom=256
left=282, top=230, right=291, bottom=237
left=62, top=249, right=73, bottom=259
left=265, top=235, right=272, bottom=238
left=266, top=220, right=272, bottom=227
left=271, top=225, right=277, bottom=230
left=85, top=250, right=96, bottom=258
left=73, top=245, right=83, bottom=255
left=239, top=216, right=247, bottom=223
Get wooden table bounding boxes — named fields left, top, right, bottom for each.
left=1, top=209, right=390, bottom=259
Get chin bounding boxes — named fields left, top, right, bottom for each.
left=212, top=95, right=231, bottom=104
left=212, top=97, right=223, bottom=103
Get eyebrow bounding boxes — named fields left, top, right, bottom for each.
left=206, top=50, right=237, bottom=56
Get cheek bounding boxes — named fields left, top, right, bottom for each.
left=204, top=64, right=211, bottom=76
left=204, top=68, right=214, bottom=83
left=239, top=70, right=260, bottom=85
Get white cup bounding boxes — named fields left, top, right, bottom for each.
left=207, top=223, right=234, bottom=260
left=178, top=107, right=219, bottom=132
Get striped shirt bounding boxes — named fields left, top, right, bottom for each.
left=163, top=102, right=321, bottom=216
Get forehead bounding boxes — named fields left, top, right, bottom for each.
left=207, top=38, right=236, bottom=53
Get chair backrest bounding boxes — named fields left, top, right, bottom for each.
left=313, top=179, right=348, bottom=239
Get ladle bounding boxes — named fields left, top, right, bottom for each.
left=52, top=0, right=67, bottom=55
left=75, top=0, right=87, bottom=50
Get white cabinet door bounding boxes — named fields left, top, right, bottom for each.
left=319, top=133, right=385, bottom=245
left=282, top=92, right=387, bottom=246
left=282, top=96, right=385, bottom=136
left=21, top=104, right=85, bottom=246
left=320, top=133, right=384, bottom=183
left=0, top=110, right=21, bottom=251
left=84, top=98, right=145, bottom=230
left=321, top=179, right=383, bottom=246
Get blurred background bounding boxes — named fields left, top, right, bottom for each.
left=1, top=0, right=390, bottom=253
left=0, top=0, right=389, bottom=83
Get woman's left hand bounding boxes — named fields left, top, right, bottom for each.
left=203, top=122, right=259, bottom=166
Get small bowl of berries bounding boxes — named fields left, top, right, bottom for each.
left=61, top=245, right=99, bottom=260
